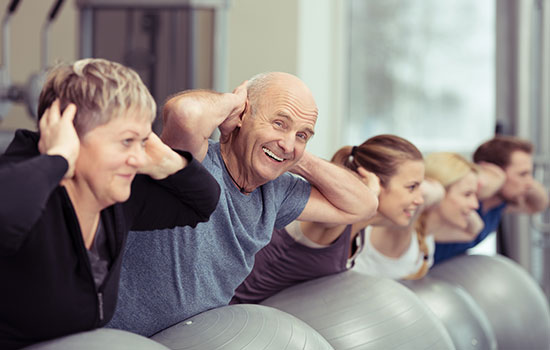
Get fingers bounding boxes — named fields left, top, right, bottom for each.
left=46, top=99, right=61, bottom=125
left=61, top=103, right=77, bottom=123
left=357, top=166, right=381, bottom=195
left=232, top=80, right=248, bottom=94
left=232, top=80, right=248, bottom=109
left=38, top=107, right=49, bottom=131
left=39, top=100, right=78, bottom=135
left=356, top=166, right=373, bottom=180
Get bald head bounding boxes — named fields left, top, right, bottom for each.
left=224, top=71, right=319, bottom=186
left=246, top=72, right=318, bottom=122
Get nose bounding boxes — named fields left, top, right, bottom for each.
left=525, top=174, right=534, bottom=190
left=127, top=146, right=147, bottom=168
left=278, top=131, right=296, bottom=154
left=414, top=192, right=424, bottom=206
left=469, top=196, right=479, bottom=210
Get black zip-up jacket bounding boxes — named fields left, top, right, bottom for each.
left=0, top=130, right=221, bottom=350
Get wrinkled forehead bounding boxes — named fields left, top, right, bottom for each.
left=261, top=80, right=318, bottom=127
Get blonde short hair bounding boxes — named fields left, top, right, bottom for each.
left=424, top=152, right=478, bottom=189
left=37, top=58, right=156, bottom=136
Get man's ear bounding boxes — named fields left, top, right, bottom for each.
left=238, top=99, right=250, bottom=128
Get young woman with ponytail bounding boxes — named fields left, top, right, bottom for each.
left=355, top=152, right=483, bottom=280
left=231, top=134, right=428, bottom=304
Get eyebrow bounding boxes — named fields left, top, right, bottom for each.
left=276, top=113, right=316, bottom=136
left=119, top=130, right=151, bottom=139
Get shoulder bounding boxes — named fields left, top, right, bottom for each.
left=202, top=140, right=222, bottom=171
left=2, top=129, right=39, bottom=158
left=270, top=172, right=310, bottom=192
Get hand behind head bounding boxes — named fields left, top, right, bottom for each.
left=38, top=99, right=79, bottom=178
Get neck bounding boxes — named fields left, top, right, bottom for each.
left=220, top=143, right=258, bottom=194
left=480, top=195, right=504, bottom=214
left=366, top=213, right=396, bottom=227
left=423, top=209, right=446, bottom=236
left=369, top=225, right=412, bottom=258
left=62, top=178, right=103, bottom=249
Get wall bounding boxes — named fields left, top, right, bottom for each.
left=0, top=0, right=78, bottom=131
left=227, top=0, right=346, bottom=159
left=227, top=0, right=298, bottom=87
left=0, top=0, right=344, bottom=161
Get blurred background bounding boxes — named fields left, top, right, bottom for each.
left=0, top=0, right=549, bottom=301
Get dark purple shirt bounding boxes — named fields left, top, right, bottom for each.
left=232, top=225, right=362, bottom=304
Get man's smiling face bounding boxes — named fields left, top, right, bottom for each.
left=235, top=73, right=318, bottom=185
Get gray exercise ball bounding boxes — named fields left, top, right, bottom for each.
left=402, top=276, right=497, bottom=350
left=261, top=270, right=455, bottom=350
left=23, top=328, right=169, bottom=350
left=151, top=304, right=334, bottom=350
left=428, top=254, right=550, bottom=350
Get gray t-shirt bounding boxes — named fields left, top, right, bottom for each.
left=107, top=141, right=311, bottom=336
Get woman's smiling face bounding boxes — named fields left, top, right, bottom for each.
left=436, top=171, right=480, bottom=229
left=377, top=160, right=425, bottom=227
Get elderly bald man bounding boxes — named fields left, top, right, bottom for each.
left=107, top=72, right=380, bottom=336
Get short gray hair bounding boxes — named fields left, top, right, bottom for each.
left=38, top=58, right=156, bottom=136
left=246, top=72, right=276, bottom=117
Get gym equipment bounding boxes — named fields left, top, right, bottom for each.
left=428, top=254, right=550, bottom=350
left=0, top=0, right=21, bottom=119
left=151, top=304, right=334, bottom=350
left=0, top=0, right=66, bottom=121
left=261, top=270, right=455, bottom=350
left=23, top=0, right=66, bottom=119
left=402, top=276, right=497, bottom=350
left=22, top=328, right=170, bottom=350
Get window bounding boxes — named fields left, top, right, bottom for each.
left=346, top=0, right=495, bottom=154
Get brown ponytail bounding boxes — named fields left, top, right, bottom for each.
left=331, top=135, right=422, bottom=186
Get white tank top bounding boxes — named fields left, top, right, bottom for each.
left=353, top=226, right=434, bottom=280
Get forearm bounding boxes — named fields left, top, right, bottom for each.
left=144, top=148, right=188, bottom=180
left=523, top=180, right=549, bottom=213
left=421, top=178, right=445, bottom=208
left=430, top=211, right=483, bottom=243
left=0, top=155, right=67, bottom=253
left=161, top=90, right=236, bottom=159
left=477, top=162, right=506, bottom=200
left=292, top=152, right=378, bottom=223
left=128, top=152, right=221, bottom=230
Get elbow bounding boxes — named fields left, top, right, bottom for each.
left=353, top=193, right=378, bottom=223
left=196, top=180, right=221, bottom=223
left=0, top=223, right=25, bottom=256
left=206, top=182, right=222, bottom=216
left=525, top=189, right=549, bottom=214
left=162, top=99, right=203, bottom=149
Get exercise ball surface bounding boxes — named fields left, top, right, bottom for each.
left=151, top=304, right=334, bottom=350
left=429, top=254, right=550, bottom=350
left=23, top=328, right=169, bottom=350
left=262, top=270, right=455, bottom=350
left=402, top=277, right=497, bottom=350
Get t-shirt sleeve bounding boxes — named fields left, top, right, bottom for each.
left=273, top=173, right=311, bottom=229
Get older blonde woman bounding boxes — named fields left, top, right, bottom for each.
left=0, top=59, right=220, bottom=349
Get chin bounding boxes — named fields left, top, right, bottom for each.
left=396, top=218, right=411, bottom=228
left=453, top=220, right=469, bottom=231
left=113, top=190, right=132, bottom=204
